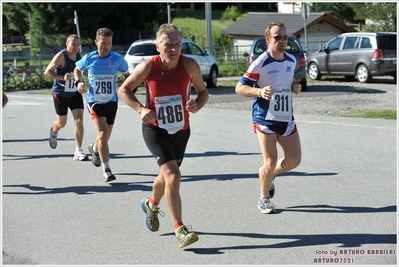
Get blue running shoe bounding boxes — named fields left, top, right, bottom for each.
left=140, top=198, right=164, bottom=232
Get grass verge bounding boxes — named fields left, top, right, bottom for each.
left=339, top=109, right=397, bottom=120
left=216, top=79, right=240, bottom=87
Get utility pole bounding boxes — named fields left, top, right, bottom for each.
left=167, top=3, right=171, bottom=24
left=205, top=2, right=212, bottom=54
left=74, top=10, right=82, bottom=52
left=301, top=3, right=310, bottom=53
left=29, top=11, right=32, bottom=64
left=167, top=3, right=174, bottom=24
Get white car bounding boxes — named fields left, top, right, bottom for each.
left=124, top=39, right=219, bottom=88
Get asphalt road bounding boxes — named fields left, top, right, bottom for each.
left=1, top=88, right=397, bottom=266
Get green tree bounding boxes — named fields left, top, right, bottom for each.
left=310, top=2, right=358, bottom=23
left=2, top=3, right=31, bottom=35
left=220, top=5, right=241, bottom=21
left=2, top=3, right=167, bottom=52
left=349, top=3, right=397, bottom=32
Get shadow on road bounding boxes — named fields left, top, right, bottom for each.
left=181, top=232, right=396, bottom=254
left=2, top=170, right=338, bottom=195
left=2, top=150, right=260, bottom=161
left=2, top=137, right=73, bottom=143
left=2, top=183, right=153, bottom=195
left=306, top=85, right=386, bottom=94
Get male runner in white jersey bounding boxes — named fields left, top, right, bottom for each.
left=236, top=21, right=302, bottom=214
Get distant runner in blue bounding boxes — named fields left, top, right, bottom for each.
left=74, top=27, right=130, bottom=183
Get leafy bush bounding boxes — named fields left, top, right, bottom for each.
left=220, top=6, right=240, bottom=21
left=213, top=32, right=232, bottom=47
left=81, top=38, right=94, bottom=46
left=218, top=63, right=247, bottom=77
left=39, top=65, right=53, bottom=89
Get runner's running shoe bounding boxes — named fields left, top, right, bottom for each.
left=73, top=149, right=89, bottom=161
left=49, top=127, right=57, bottom=149
left=175, top=225, right=199, bottom=248
left=88, top=143, right=101, bottom=167
left=103, top=168, right=116, bottom=183
left=258, top=196, right=276, bottom=214
left=140, top=198, right=164, bottom=232
left=269, top=179, right=275, bottom=198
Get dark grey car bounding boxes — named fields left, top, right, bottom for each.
left=243, top=36, right=308, bottom=91
left=307, top=32, right=397, bottom=83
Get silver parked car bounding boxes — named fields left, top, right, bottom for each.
left=124, top=39, right=219, bottom=88
left=307, top=32, right=397, bottom=83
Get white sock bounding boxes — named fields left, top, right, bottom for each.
left=102, top=162, right=110, bottom=170
left=149, top=202, right=158, bottom=209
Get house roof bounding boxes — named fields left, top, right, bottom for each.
left=221, top=12, right=356, bottom=37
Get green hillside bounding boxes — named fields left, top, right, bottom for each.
left=171, top=8, right=240, bottom=47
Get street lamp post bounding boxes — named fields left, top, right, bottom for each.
left=205, top=2, right=212, bottom=54
left=301, top=3, right=310, bottom=53
left=74, top=10, right=82, bottom=52
left=167, top=3, right=174, bottom=24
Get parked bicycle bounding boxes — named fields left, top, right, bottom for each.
left=3, top=62, right=42, bottom=92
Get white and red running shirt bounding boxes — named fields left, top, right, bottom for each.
left=239, top=51, right=296, bottom=126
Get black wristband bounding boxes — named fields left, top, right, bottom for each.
left=74, top=80, right=82, bottom=87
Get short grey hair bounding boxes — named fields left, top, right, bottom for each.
left=156, top=24, right=182, bottom=43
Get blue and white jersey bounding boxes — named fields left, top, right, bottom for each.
left=76, top=51, right=128, bottom=104
left=52, top=49, right=81, bottom=97
left=239, top=51, right=296, bottom=125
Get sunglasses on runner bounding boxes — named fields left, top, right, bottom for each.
left=270, top=35, right=288, bottom=41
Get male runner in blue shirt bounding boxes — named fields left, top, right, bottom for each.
left=74, top=28, right=129, bottom=182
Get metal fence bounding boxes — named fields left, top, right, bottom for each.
left=2, top=41, right=326, bottom=79
left=2, top=35, right=27, bottom=44
left=2, top=44, right=252, bottom=77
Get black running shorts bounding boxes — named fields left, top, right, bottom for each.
left=142, top=123, right=190, bottom=167
left=53, top=93, right=84, bottom=116
left=87, top=101, right=118, bottom=125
